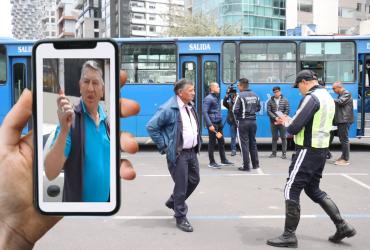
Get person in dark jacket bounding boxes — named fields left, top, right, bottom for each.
left=267, top=86, right=290, bottom=159
left=203, top=82, right=233, bottom=168
left=332, top=81, right=354, bottom=166
left=223, top=85, right=238, bottom=156
left=146, top=79, right=201, bottom=233
left=233, top=78, right=261, bottom=171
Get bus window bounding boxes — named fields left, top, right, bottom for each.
left=182, top=61, right=196, bottom=84
left=121, top=43, right=177, bottom=84
left=300, top=42, right=355, bottom=83
left=13, top=63, right=25, bottom=103
left=204, top=61, right=217, bottom=96
left=0, top=45, right=6, bottom=84
left=222, top=43, right=236, bottom=83
left=239, top=42, right=296, bottom=83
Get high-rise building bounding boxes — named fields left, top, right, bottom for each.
left=105, top=0, right=185, bottom=38
left=11, top=0, right=42, bottom=39
left=192, top=0, right=287, bottom=36
left=40, top=0, right=58, bottom=38
left=75, top=0, right=103, bottom=38
left=287, top=0, right=370, bottom=35
left=56, top=0, right=77, bottom=38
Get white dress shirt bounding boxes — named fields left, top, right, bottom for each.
left=177, top=96, right=198, bottom=149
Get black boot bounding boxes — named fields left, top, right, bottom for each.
left=266, top=200, right=300, bottom=248
left=319, top=196, right=356, bottom=243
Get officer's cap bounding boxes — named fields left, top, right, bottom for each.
left=293, top=70, right=318, bottom=88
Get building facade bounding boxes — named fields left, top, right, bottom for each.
left=56, top=0, right=77, bottom=38
left=287, top=0, right=370, bottom=35
left=192, top=0, right=287, bottom=36
left=11, top=0, right=42, bottom=39
left=75, top=0, right=103, bottom=38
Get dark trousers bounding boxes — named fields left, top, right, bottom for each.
left=337, top=123, right=350, bottom=161
left=207, top=122, right=227, bottom=164
left=237, top=119, right=259, bottom=169
left=227, top=120, right=238, bottom=151
left=284, top=147, right=328, bottom=204
left=270, top=122, right=287, bottom=154
left=167, top=149, right=200, bottom=218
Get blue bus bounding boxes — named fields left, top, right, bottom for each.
left=1, top=36, right=370, bottom=139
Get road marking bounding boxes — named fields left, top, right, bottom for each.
left=110, top=214, right=370, bottom=220
left=139, top=173, right=368, bottom=177
left=342, top=174, right=370, bottom=190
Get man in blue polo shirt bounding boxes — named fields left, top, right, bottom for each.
left=44, top=60, right=110, bottom=202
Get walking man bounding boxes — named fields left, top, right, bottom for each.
left=146, top=79, right=201, bottom=232
left=233, top=78, right=261, bottom=171
left=267, top=86, right=290, bottom=159
left=332, top=81, right=354, bottom=166
left=203, top=82, right=233, bottom=168
left=267, top=70, right=356, bottom=248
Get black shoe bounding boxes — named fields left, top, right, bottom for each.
left=165, top=200, right=174, bottom=210
left=176, top=217, right=193, bottom=232
left=231, top=150, right=236, bottom=156
left=238, top=167, right=250, bottom=171
left=319, top=196, right=356, bottom=243
left=282, top=153, right=287, bottom=159
left=220, top=159, right=234, bottom=165
left=269, top=153, right=277, bottom=158
left=266, top=200, right=300, bottom=248
left=326, top=151, right=332, bottom=159
left=208, top=162, right=221, bottom=169
left=252, top=166, right=260, bottom=169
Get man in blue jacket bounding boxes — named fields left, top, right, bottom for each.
left=146, top=79, right=201, bottom=233
left=203, top=82, right=233, bottom=168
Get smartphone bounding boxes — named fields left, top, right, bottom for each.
left=32, top=39, right=120, bottom=215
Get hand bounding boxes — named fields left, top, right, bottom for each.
left=209, top=125, right=215, bottom=132
left=0, top=70, right=139, bottom=249
left=56, top=91, right=74, bottom=132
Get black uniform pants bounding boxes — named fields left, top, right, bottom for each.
left=270, top=122, right=287, bottom=154
left=284, top=147, right=328, bottom=204
left=337, top=123, right=350, bottom=161
left=207, top=122, right=227, bottom=164
left=167, top=148, right=200, bottom=218
left=237, top=119, right=259, bottom=169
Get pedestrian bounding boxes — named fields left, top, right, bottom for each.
left=267, top=86, right=290, bottom=159
left=223, top=84, right=238, bottom=156
left=146, top=79, right=201, bottom=232
left=233, top=78, right=261, bottom=171
left=332, top=81, right=354, bottom=166
left=203, top=82, right=233, bottom=168
left=267, top=70, right=356, bottom=248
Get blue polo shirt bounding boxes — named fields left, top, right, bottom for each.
left=52, top=101, right=110, bottom=202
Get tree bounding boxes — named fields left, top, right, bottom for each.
left=163, top=13, right=242, bottom=37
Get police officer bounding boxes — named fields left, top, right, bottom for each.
left=266, top=70, right=356, bottom=248
left=233, top=78, right=261, bottom=171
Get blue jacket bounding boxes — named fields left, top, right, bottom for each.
left=146, top=96, right=201, bottom=167
left=203, top=93, right=222, bottom=127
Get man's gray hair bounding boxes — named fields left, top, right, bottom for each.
left=80, top=60, right=104, bottom=85
left=174, top=78, right=194, bottom=95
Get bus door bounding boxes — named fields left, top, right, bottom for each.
left=179, top=54, right=220, bottom=135
left=10, top=57, right=31, bottom=133
left=359, top=54, right=370, bottom=137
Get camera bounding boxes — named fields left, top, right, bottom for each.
left=227, top=84, right=236, bottom=94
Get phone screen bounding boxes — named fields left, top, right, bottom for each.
left=33, top=40, right=119, bottom=215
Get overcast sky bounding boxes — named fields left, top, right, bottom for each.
left=0, top=1, right=13, bottom=37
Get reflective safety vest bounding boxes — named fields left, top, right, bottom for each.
left=294, top=88, right=335, bottom=148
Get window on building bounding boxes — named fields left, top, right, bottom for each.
left=51, top=11, right=55, bottom=16
left=0, top=45, right=6, bottom=84
left=149, top=14, right=156, bottom=21
left=94, top=20, right=99, bottom=29
left=357, top=3, right=362, bottom=12
left=149, top=26, right=156, bottom=32
left=222, top=43, right=236, bottom=83
left=133, top=13, right=145, bottom=19
left=148, top=2, right=156, bottom=9
left=121, top=43, right=177, bottom=84
left=240, top=42, right=297, bottom=83
left=131, top=1, right=145, bottom=8
left=94, top=32, right=99, bottom=38
left=131, top=25, right=145, bottom=31
left=298, top=0, right=313, bottom=13
left=300, top=42, right=355, bottom=82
